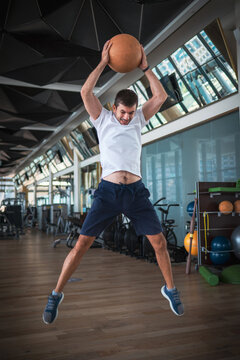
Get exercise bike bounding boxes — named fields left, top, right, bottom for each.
left=153, top=197, right=179, bottom=247
left=153, top=197, right=187, bottom=263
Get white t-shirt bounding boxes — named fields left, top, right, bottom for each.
left=90, top=107, right=149, bottom=178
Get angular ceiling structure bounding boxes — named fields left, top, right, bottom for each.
left=0, top=0, right=196, bottom=175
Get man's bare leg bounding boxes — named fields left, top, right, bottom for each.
left=147, top=232, right=184, bottom=316
left=54, top=235, right=96, bottom=293
left=43, top=234, right=96, bottom=324
left=146, top=232, right=174, bottom=289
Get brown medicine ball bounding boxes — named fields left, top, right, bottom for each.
left=218, top=200, right=233, bottom=215
left=108, top=34, right=142, bottom=73
left=234, top=200, right=240, bottom=213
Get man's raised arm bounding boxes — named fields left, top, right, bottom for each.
left=80, top=41, right=111, bottom=120
left=139, top=46, right=168, bottom=121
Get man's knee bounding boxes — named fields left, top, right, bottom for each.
left=147, top=232, right=167, bottom=253
left=75, top=234, right=95, bottom=251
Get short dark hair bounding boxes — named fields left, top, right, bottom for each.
left=114, top=89, right=138, bottom=108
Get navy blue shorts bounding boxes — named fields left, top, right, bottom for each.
left=80, top=179, right=162, bottom=237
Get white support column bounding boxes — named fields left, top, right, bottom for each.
left=33, top=181, right=37, bottom=207
left=74, top=149, right=81, bottom=213
left=48, top=169, right=53, bottom=223
left=48, top=170, right=53, bottom=204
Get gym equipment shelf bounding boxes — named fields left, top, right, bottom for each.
left=196, top=181, right=240, bottom=267
left=199, top=227, right=237, bottom=231
left=199, top=191, right=240, bottom=198
left=199, top=211, right=240, bottom=217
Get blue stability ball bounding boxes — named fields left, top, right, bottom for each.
left=210, top=251, right=230, bottom=265
left=211, top=236, right=232, bottom=252
left=210, top=236, right=231, bottom=265
left=187, top=201, right=195, bottom=217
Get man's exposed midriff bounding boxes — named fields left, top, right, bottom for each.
left=103, top=170, right=141, bottom=184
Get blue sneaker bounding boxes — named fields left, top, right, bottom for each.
left=161, top=285, right=184, bottom=316
left=42, top=292, right=64, bottom=324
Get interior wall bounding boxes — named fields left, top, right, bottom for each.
left=141, top=110, right=240, bottom=246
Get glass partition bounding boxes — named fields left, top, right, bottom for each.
left=141, top=111, right=240, bottom=246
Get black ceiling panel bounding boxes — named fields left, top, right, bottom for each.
left=96, top=0, right=142, bottom=40
left=0, top=111, right=36, bottom=128
left=37, top=0, right=74, bottom=17
left=70, top=0, right=100, bottom=50
left=43, top=0, right=86, bottom=40
left=4, top=58, right=79, bottom=86
left=92, top=0, right=123, bottom=48
left=0, top=32, right=43, bottom=74
left=0, top=129, right=37, bottom=146
left=5, top=0, right=40, bottom=32
left=140, top=0, right=194, bottom=43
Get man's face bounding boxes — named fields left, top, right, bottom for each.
left=112, top=103, right=137, bottom=125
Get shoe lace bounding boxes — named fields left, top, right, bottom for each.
left=46, top=295, right=58, bottom=311
left=172, top=289, right=181, bottom=304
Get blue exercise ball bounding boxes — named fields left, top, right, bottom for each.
left=211, top=236, right=231, bottom=252
left=210, top=236, right=231, bottom=265
left=210, top=251, right=230, bottom=265
left=187, top=201, right=195, bottom=217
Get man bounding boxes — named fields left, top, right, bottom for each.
left=43, top=40, right=184, bottom=324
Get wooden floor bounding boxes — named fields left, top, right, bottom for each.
left=0, top=229, right=239, bottom=360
